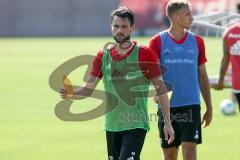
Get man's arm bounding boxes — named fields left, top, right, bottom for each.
left=138, top=45, right=174, bottom=143
left=60, top=49, right=103, bottom=99
left=198, top=64, right=213, bottom=127
left=214, top=38, right=230, bottom=90
left=151, top=76, right=174, bottom=144
left=60, top=76, right=100, bottom=100
left=60, top=50, right=102, bottom=100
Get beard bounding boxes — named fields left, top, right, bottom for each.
left=113, top=34, right=131, bottom=44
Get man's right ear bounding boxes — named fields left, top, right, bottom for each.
left=130, top=24, right=135, bottom=33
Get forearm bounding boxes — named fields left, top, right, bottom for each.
left=199, top=74, right=212, bottom=109
left=71, top=86, right=94, bottom=99
left=69, top=76, right=99, bottom=100
left=219, top=39, right=230, bottom=82
left=219, top=55, right=230, bottom=82
left=152, top=77, right=171, bottom=122
left=158, top=94, right=171, bottom=123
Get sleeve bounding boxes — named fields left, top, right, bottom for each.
left=89, top=50, right=103, bottom=78
left=195, top=35, right=207, bottom=65
left=149, top=34, right=161, bottom=59
left=138, top=46, right=161, bottom=80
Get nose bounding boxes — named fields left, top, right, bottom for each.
left=190, top=14, right=194, bottom=21
left=116, top=27, right=124, bottom=33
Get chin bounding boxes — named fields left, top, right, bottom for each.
left=185, top=26, right=191, bottom=30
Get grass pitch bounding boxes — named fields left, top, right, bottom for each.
left=0, top=37, right=239, bottom=160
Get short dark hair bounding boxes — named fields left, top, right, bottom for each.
left=237, top=3, right=240, bottom=13
left=110, top=6, right=134, bottom=26
left=166, top=0, right=189, bottom=18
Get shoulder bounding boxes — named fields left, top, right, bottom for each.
left=223, top=23, right=240, bottom=38
left=191, top=33, right=205, bottom=46
left=150, top=31, right=167, bottom=42
left=223, top=27, right=232, bottom=38
left=150, top=33, right=161, bottom=42
left=227, top=23, right=240, bottom=31
left=94, top=49, right=104, bottom=60
left=188, top=31, right=203, bottom=41
left=149, top=33, right=162, bottom=48
left=138, top=44, right=157, bottom=60
left=97, top=49, right=104, bottom=54
left=138, top=44, right=158, bottom=63
left=139, top=44, right=154, bottom=54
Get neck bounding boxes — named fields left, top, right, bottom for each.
left=168, top=25, right=186, bottom=40
left=115, top=40, right=133, bottom=54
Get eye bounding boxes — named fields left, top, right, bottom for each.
left=113, top=25, right=119, bottom=29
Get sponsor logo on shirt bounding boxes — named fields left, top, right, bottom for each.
left=164, top=58, right=194, bottom=64
left=228, top=33, right=240, bottom=38
left=187, top=50, right=195, bottom=54
left=230, top=40, right=240, bottom=56
left=163, top=49, right=171, bottom=55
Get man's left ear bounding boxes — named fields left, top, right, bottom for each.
left=173, top=14, right=179, bottom=21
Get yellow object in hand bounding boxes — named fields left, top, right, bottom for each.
left=63, top=75, right=73, bottom=97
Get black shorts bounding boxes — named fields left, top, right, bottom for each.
left=106, top=128, right=147, bottom=160
left=234, top=93, right=240, bottom=110
left=158, top=105, right=202, bottom=148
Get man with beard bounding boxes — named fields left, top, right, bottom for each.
left=60, top=6, right=174, bottom=160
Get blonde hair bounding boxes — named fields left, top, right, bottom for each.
left=166, top=0, right=189, bottom=18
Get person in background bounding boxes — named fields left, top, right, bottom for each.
left=214, top=3, right=240, bottom=111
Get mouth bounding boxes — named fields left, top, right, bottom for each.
left=113, top=34, right=130, bottom=44
left=116, top=34, right=125, bottom=38
left=116, top=36, right=125, bottom=42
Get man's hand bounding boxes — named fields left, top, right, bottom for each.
left=201, top=107, right=212, bottom=128
left=213, top=79, right=224, bottom=90
left=154, top=95, right=174, bottom=144
left=59, top=87, right=72, bottom=99
left=163, top=121, right=175, bottom=144
left=59, top=75, right=73, bottom=99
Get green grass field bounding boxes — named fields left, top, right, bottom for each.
left=0, top=37, right=239, bottom=160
